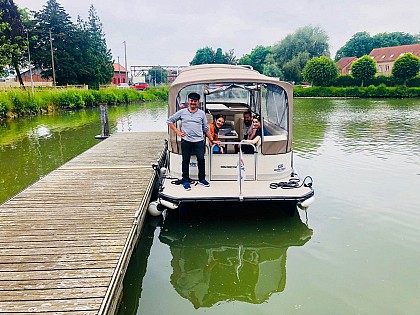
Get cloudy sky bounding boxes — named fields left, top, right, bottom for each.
left=14, top=0, right=420, bottom=67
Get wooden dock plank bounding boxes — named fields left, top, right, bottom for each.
left=0, top=298, right=103, bottom=313
left=0, top=277, right=110, bottom=291
left=0, top=132, right=166, bottom=314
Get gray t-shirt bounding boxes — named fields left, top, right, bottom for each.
left=243, top=123, right=254, bottom=139
left=167, top=108, right=210, bottom=142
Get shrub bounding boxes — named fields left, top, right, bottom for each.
left=81, top=90, right=95, bottom=106
left=56, top=91, right=85, bottom=109
left=293, top=85, right=420, bottom=98
left=407, top=75, right=420, bottom=87
left=333, top=75, right=358, bottom=87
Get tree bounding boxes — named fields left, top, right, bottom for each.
left=372, top=32, right=419, bottom=48
left=190, top=47, right=236, bottom=65
left=271, top=25, right=330, bottom=81
left=283, top=52, right=310, bottom=83
left=238, top=45, right=270, bottom=73
left=335, top=32, right=373, bottom=61
left=392, top=53, right=420, bottom=86
left=0, top=12, right=9, bottom=69
left=73, top=5, right=113, bottom=88
left=148, top=66, right=167, bottom=85
left=190, top=47, right=215, bottom=65
left=262, top=54, right=283, bottom=78
left=302, top=56, right=339, bottom=86
left=350, top=55, right=377, bottom=86
left=214, top=48, right=225, bottom=64
left=0, top=0, right=27, bottom=87
left=335, top=31, right=420, bottom=61
left=238, top=53, right=251, bottom=67
left=223, top=49, right=237, bottom=65
left=31, top=0, right=77, bottom=85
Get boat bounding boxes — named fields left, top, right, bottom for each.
left=149, top=64, right=314, bottom=215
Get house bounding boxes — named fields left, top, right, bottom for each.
left=336, top=57, right=357, bottom=75
left=20, top=67, right=52, bottom=83
left=369, top=44, right=420, bottom=76
left=112, top=63, right=129, bottom=85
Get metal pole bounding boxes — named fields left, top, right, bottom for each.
left=123, top=41, right=128, bottom=84
left=238, top=145, right=243, bottom=198
left=49, top=29, right=56, bottom=86
left=26, top=31, right=34, bottom=95
left=117, top=56, right=121, bottom=84
left=95, top=103, right=110, bottom=139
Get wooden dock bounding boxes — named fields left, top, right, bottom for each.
left=0, top=132, right=166, bottom=314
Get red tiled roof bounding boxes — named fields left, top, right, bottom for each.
left=369, top=44, right=420, bottom=63
left=336, top=57, right=357, bottom=70
left=113, top=63, right=128, bottom=73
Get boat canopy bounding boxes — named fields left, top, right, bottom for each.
left=167, top=64, right=293, bottom=155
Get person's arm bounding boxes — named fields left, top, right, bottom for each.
left=249, top=128, right=257, bottom=140
left=242, top=135, right=260, bottom=145
left=168, top=122, right=185, bottom=138
left=167, top=111, right=186, bottom=138
left=205, top=129, right=215, bottom=145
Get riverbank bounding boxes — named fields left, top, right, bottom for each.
left=0, top=85, right=169, bottom=119
left=294, top=85, right=420, bottom=98
left=2, top=84, right=420, bottom=120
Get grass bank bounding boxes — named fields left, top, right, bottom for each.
left=0, top=85, right=169, bottom=119
left=294, top=85, right=420, bottom=98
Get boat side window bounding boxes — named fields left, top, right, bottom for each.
left=261, top=84, right=289, bottom=135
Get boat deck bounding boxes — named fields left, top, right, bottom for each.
left=160, top=177, right=313, bottom=203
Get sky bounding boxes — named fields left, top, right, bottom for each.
left=14, top=0, right=420, bottom=68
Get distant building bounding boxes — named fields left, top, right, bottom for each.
left=112, top=63, right=129, bottom=85
left=369, top=44, right=420, bottom=76
left=20, top=68, right=52, bottom=83
left=336, top=57, right=357, bottom=75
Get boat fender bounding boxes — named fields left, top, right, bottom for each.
left=298, top=196, right=315, bottom=209
left=148, top=201, right=163, bottom=216
left=160, top=167, right=167, bottom=177
left=159, top=199, right=178, bottom=210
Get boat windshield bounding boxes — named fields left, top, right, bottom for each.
left=205, top=83, right=258, bottom=104
left=176, top=83, right=259, bottom=110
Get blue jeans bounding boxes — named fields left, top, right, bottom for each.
left=181, top=140, right=205, bottom=182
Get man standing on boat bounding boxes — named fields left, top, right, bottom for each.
left=167, top=92, right=215, bottom=191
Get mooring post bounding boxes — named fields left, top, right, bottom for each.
left=95, top=103, right=110, bottom=139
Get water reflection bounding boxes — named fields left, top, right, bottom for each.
left=30, top=125, right=52, bottom=139
left=158, top=206, right=313, bottom=309
left=113, top=103, right=167, bottom=133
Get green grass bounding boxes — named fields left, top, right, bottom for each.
left=0, top=85, right=169, bottom=119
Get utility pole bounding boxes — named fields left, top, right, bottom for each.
left=123, top=41, right=128, bottom=84
left=49, top=29, right=56, bottom=86
left=26, top=31, right=34, bottom=95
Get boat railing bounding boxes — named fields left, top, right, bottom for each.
left=208, top=142, right=257, bottom=197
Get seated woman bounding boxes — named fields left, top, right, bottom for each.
left=208, top=114, right=225, bottom=154
left=240, top=115, right=267, bottom=153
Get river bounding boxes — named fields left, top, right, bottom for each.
left=1, top=99, right=419, bottom=314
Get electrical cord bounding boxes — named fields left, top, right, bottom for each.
left=270, top=176, right=313, bottom=189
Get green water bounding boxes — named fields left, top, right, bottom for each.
left=1, top=99, right=419, bottom=314
left=0, top=102, right=167, bottom=204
